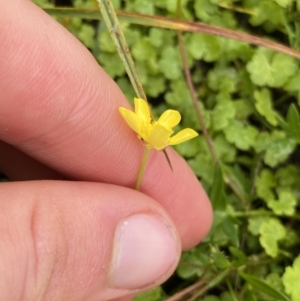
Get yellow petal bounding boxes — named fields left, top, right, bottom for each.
left=169, top=128, right=198, bottom=145
left=134, top=98, right=151, bottom=124
left=119, top=107, right=142, bottom=135
left=139, top=122, right=155, bottom=141
left=146, top=124, right=173, bottom=151
left=157, top=110, right=181, bottom=129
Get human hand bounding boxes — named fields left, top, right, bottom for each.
left=0, top=1, right=213, bottom=300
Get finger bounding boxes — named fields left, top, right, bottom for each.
left=0, top=181, right=180, bottom=301
left=0, top=0, right=212, bottom=249
left=0, top=140, right=65, bottom=180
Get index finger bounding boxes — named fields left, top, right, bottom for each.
left=0, top=0, right=212, bottom=249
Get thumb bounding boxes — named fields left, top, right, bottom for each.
left=0, top=181, right=180, bottom=301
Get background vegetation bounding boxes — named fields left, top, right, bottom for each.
left=34, top=0, right=300, bottom=300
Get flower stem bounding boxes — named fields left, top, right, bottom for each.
left=135, top=148, right=151, bottom=190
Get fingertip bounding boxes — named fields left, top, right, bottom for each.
left=0, top=181, right=181, bottom=300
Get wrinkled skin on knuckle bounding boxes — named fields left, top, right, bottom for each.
left=0, top=185, right=67, bottom=301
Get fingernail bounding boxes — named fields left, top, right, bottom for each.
left=110, top=213, right=179, bottom=289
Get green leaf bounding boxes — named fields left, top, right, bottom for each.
left=229, top=247, right=246, bottom=259
left=264, top=136, right=297, bottom=168
left=255, top=169, right=276, bottom=201
left=135, top=62, right=148, bottom=85
left=177, top=246, right=209, bottom=279
left=77, top=24, right=95, bottom=49
left=220, top=292, right=235, bottom=301
left=194, top=0, right=236, bottom=27
left=116, top=78, right=135, bottom=102
left=123, top=27, right=141, bottom=46
left=149, top=28, right=164, bottom=48
left=202, top=296, right=220, bottom=301
left=248, top=217, right=267, bottom=236
left=222, top=217, right=239, bottom=248
left=98, top=30, right=116, bottom=53
left=165, top=0, right=190, bottom=14
left=209, top=164, right=227, bottom=211
left=145, top=57, right=160, bottom=75
left=144, top=76, right=166, bottom=98
left=214, top=134, right=237, bottom=163
left=125, top=0, right=155, bottom=14
left=286, top=104, right=300, bottom=141
left=187, top=34, right=221, bottom=62
left=284, top=70, right=300, bottom=92
left=247, top=48, right=298, bottom=87
left=254, top=88, right=278, bottom=126
left=283, top=256, right=300, bottom=301
left=74, top=0, right=98, bottom=9
left=283, top=229, right=300, bottom=248
left=188, top=153, right=215, bottom=186
left=194, top=0, right=218, bottom=22
left=259, top=218, right=286, bottom=257
left=174, top=134, right=202, bottom=157
left=223, top=164, right=250, bottom=201
left=229, top=247, right=248, bottom=268
left=224, top=120, right=258, bottom=150
left=221, top=39, right=254, bottom=62
left=182, top=103, right=211, bottom=131
left=274, top=0, right=292, bottom=8
left=269, top=52, right=298, bottom=86
left=212, top=252, right=230, bottom=269
left=33, top=0, right=54, bottom=6
left=243, top=291, right=257, bottom=301
left=275, top=165, right=298, bottom=187
left=133, top=287, right=163, bottom=301
left=267, top=191, right=297, bottom=216
left=110, top=0, right=120, bottom=9
left=208, top=67, right=237, bottom=93
left=158, top=46, right=181, bottom=80
left=239, top=272, right=290, bottom=301
left=266, top=273, right=285, bottom=295
left=212, top=100, right=236, bottom=131
left=98, top=52, right=125, bottom=78
left=153, top=0, right=167, bottom=8
left=209, top=211, right=236, bottom=246
left=233, top=100, right=254, bottom=119
left=132, top=38, right=156, bottom=62
left=149, top=28, right=175, bottom=48
left=165, top=79, right=191, bottom=107
left=208, top=269, right=230, bottom=288
left=287, top=104, right=300, bottom=129
left=254, top=131, right=297, bottom=167
left=249, top=1, right=286, bottom=29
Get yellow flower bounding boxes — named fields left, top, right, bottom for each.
left=119, top=98, right=198, bottom=151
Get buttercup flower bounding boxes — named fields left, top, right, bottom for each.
left=119, top=98, right=198, bottom=151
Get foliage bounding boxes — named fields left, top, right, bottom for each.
left=39, top=0, right=300, bottom=300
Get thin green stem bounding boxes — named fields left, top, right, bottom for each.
left=218, top=2, right=257, bottom=15
left=230, top=210, right=272, bottom=217
left=177, top=31, right=218, bottom=164
left=164, top=277, right=211, bottom=301
left=186, top=285, right=209, bottom=301
left=230, top=210, right=300, bottom=220
left=226, top=279, right=239, bottom=301
left=176, top=0, right=218, bottom=165
left=45, top=8, right=300, bottom=60
left=135, top=148, right=151, bottom=190
left=97, top=0, right=164, bottom=182
left=96, top=0, right=146, bottom=100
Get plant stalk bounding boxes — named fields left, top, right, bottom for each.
left=135, top=147, right=151, bottom=190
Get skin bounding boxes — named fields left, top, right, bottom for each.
left=0, top=1, right=213, bottom=300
